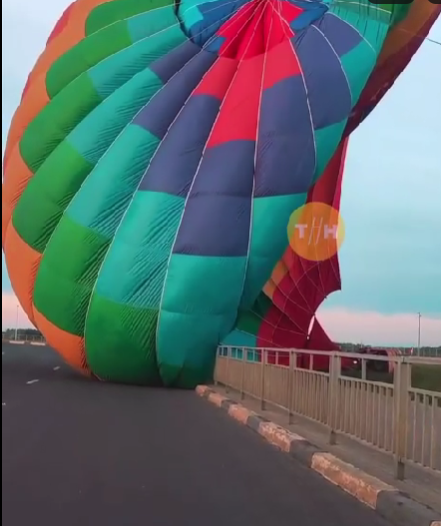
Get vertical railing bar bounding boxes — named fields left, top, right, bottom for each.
left=430, top=394, right=435, bottom=469
left=288, top=351, right=294, bottom=424
left=421, top=393, right=427, bottom=466
left=225, top=346, right=230, bottom=393
left=260, top=348, right=266, bottom=411
left=393, top=360, right=410, bottom=480
left=240, top=347, right=246, bottom=400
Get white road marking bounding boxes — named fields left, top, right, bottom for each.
left=2, top=402, right=5, bottom=407
left=26, top=379, right=39, bottom=385
left=53, top=366, right=60, bottom=371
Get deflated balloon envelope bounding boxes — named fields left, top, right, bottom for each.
left=2, top=0, right=439, bottom=387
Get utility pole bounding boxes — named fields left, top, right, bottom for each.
left=417, top=312, right=421, bottom=356
left=15, top=304, right=19, bottom=341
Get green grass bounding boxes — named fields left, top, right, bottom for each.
left=411, top=365, right=441, bottom=392
left=342, top=365, right=441, bottom=392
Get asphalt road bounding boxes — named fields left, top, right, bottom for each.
left=2, top=343, right=392, bottom=526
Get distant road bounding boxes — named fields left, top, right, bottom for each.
left=2, top=343, right=391, bottom=526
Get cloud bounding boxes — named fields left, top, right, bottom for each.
left=2, top=292, right=33, bottom=331
left=318, top=307, right=441, bottom=347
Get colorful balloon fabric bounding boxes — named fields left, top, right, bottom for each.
left=3, top=0, right=440, bottom=387
left=226, top=0, right=441, bottom=355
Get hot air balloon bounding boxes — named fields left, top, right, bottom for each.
left=222, top=0, right=441, bottom=368
left=3, top=0, right=440, bottom=387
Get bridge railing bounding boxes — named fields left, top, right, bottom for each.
left=214, top=346, right=441, bottom=480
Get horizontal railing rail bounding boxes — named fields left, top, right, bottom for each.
left=214, top=346, right=441, bottom=479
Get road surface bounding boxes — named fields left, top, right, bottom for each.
left=2, top=343, right=392, bottom=526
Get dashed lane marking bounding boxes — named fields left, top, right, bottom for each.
left=53, top=366, right=60, bottom=371
left=26, top=379, right=39, bottom=385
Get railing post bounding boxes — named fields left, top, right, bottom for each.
left=361, top=358, right=367, bottom=381
left=225, top=347, right=230, bottom=393
left=260, top=349, right=266, bottom=410
left=328, top=354, right=340, bottom=445
left=288, top=350, right=295, bottom=424
left=240, top=347, right=246, bottom=400
left=214, top=347, right=219, bottom=386
left=393, top=360, right=410, bottom=480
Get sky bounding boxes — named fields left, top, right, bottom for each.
left=2, top=0, right=441, bottom=346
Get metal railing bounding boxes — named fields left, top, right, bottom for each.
left=214, top=346, right=441, bottom=479
left=2, top=333, right=46, bottom=344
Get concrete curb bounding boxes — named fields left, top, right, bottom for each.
left=196, top=385, right=441, bottom=526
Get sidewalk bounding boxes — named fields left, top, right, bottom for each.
left=211, top=384, right=441, bottom=514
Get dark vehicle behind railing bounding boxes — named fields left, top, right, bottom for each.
left=356, top=347, right=402, bottom=373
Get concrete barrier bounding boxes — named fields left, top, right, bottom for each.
left=197, top=385, right=441, bottom=526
